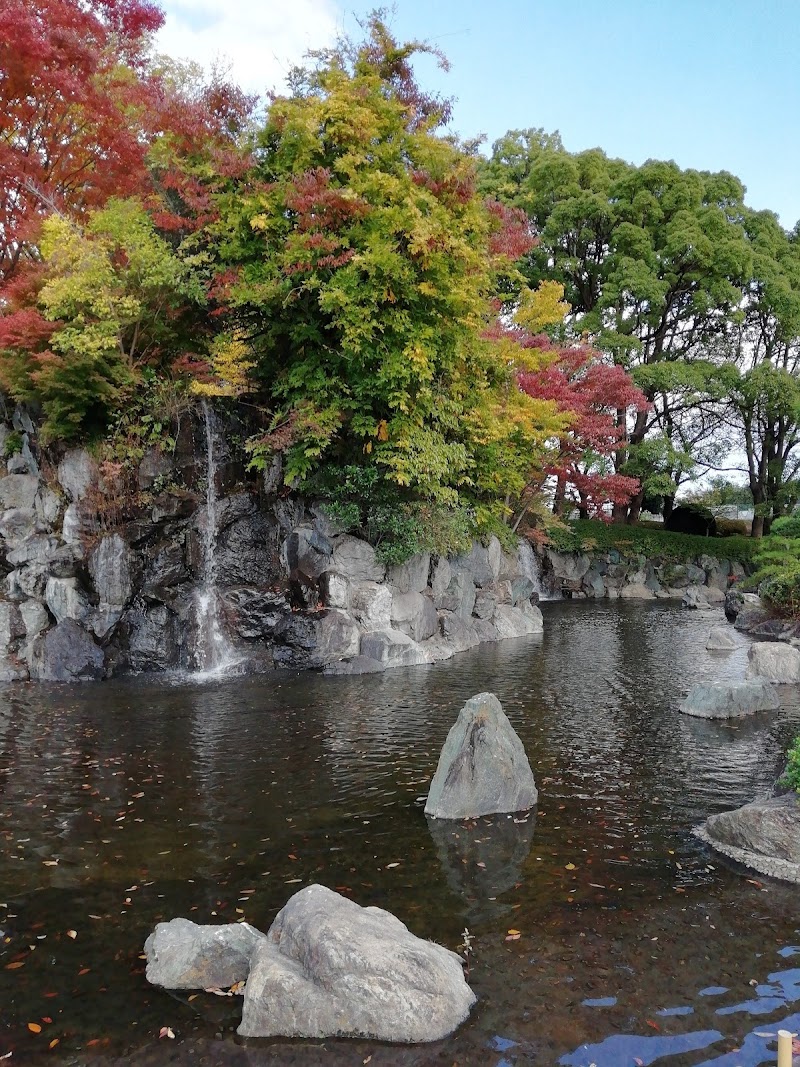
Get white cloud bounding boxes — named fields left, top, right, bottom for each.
left=155, top=0, right=343, bottom=97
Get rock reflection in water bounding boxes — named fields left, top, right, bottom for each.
left=426, top=810, right=536, bottom=921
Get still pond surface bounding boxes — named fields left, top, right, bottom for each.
left=1, top=601, right=799, bottom=1067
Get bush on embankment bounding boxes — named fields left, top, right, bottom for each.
left=546, top=519, right=755, bottom=565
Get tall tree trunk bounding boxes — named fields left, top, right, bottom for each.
left=626, top=490, right=644, bottom=525
left=662, top=495, right=674, bottom=519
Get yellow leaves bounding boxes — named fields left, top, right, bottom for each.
left=191, top=331, right=255, bottom=399
left=27, top=1022, right=42, bottom=1034
left=565, top=862, right=577, bottom=871
left=376, top=420, right=389, bottom=441
left=249, top=214, right=269, bottom=232
left=515, top=281, right=571, bottom=335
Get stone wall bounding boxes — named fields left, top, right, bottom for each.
left=0, top=411, right=545, bottom=681
left=543, top=546, right=746, bottom=603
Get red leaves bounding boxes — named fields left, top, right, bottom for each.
left=485, top=199, right=537, bottom=260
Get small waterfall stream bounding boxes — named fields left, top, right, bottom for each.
left=193, top=401, right=240, bottom=675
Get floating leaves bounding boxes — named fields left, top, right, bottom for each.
left=159, top=1026, right=175, bottom=1039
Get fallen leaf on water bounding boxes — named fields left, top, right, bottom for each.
left=48, top=1040, right=59, bottom=1050
left=27, top=1023, right=42, bottom=1034
left=66, top=930, right=77, bottom=940
left=78, top=968, right=90, bottom=976
left=565, top=863, right=576, bottom=871
left=645, top=1019, right=660, bottom=1031
left=385, top=863, right=400, bottom=869
left=4, top=961, right=24, bottom=970
left=0, top=1051, right=12, bottom=1059
left=505, top=933, right=520, bottom=941
left=42, top=861, right=58, bottom=867
left=507, top=929, right=521, bottom=936
left=159, top=1027, right=175, bottom=1040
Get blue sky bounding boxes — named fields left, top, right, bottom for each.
left=157, top=0, right=800, bottom=226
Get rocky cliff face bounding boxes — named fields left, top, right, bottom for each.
left=0, top=407, right=546, bottom=681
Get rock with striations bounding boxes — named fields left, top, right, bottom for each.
left=679, top=679, right=780, bottom=719
left=425, top=692, right=537, bottom=819
left=746, top=642, right=800, bottom=683
left=144, top=917, right=266, bottom=989
left=238, top=883, right=475, bottom=1042
left=696, top=792, right=800, bottom=884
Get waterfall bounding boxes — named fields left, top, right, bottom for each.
left=193, top=401, right=240, bottom=675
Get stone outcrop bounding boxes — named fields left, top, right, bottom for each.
left=144, top=918, right=266, bottom=989
left=679, top=679, right=780, bottom=719
left=696, top=792, right=800, bottom=884
left=545, top=546, right=744, bottom=601
left=746, top=642, right=800, bottom=683
left=0, top=407, right=549, bottom=681
left=425, top=692, right=537, bottom=819
left=238, top=884, right=475, bottom=1042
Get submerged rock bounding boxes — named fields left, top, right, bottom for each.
left=425, top=692, right=537, bottom=819
left=697, top=793, right=800, bottom=884
left=238, top=883, right=475, bottom=1042
left=746, top=642, right=800, bottom=683
left=679, top=679, right=780, bottom=719
left=144, top=917, right=265, bottom=989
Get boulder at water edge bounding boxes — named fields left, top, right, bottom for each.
left=238, top=884, right=475, bottom=1042
left=746, top=642, right=800, bottom=683
left=144, top=918, right=266, bottom=989
left=696, top=793, right=800, bottom=884
left=679, top=679, right=780, bottom=719
left=424, top=692, right=537, bottom=819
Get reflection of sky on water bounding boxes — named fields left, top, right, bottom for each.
left=560, top=1029, right=723, bottom=1066
left=696, top=1011, right=800, bottom=1066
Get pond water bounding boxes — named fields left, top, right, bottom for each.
left=1, top=601, right=799, bottom=1067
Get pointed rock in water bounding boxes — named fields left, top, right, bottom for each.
left=144, top=917, right=266, bottom=989
left=238, top=884, right=475, bottom=1042
left=425, top=692, right=537, bottom=819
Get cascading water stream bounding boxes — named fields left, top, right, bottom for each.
left=193, top=400, right=240, bottom=675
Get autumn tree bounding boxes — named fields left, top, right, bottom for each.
left=0, top=0, right=163, bottom=285
left=215, top=19, right=566, bottom=514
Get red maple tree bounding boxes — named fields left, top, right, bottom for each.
left=517, top=338, right=650, bottom=518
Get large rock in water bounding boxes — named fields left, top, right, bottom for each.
left=706, top=626, right=739, bottom=651
left=29, top=619, right=104, bottom=681
left=144, top=918, right=265, bottom=989
left=696, top=793, right=800, bottom=884
left=425, top=692, right=537, bottom=819
left=239, top=884, right=475, bottom=1042
left=746, top=642, right=800, bottom=683
left=679, top=679, right=780, bottom=719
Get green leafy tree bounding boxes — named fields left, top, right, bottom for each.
left=480, top=132, right=754, bottom=522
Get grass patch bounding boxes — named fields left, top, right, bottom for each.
left=546, top=519, right=755, bottom=565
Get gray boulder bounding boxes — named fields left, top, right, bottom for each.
left=145, top=917, right=266, bottom=989
left=436, top=571, right=476, bottom=622
left=314, top=609, right=361, bottom=666
left=89, top=534, right=131, bottom=609
left=425, top=692, right=537, bottom=819
left=283, top=525, right=333, bottom=582
left=29, top=619, right=104, bottom=681
left=697, top=793, right=800, bottom=884
left=0, top=474, right=39, bottom=510
left=390, top=590, right=437, bottom=642
left=679, top=679, right=780, bottom=719
left=746, top=642, right=800, bottom=683
left=319, top=570, right=350, bottom=610
left=238, top=883, right=475, bottom=1042
left=493, top=603, right=543, bottom=639
left=57, top=449, right=96, bottom=501
left=360, top=629, right=427, bottom=668
left=331, top=535, right=385, bottom=582
left=452, top=543, right=495, bottom=588
left=386, top=552, right=430, bottom=594
left=620, top=583, right=656, bottom=600
left=706, top=626, right=739, bottom=651
left=220, top=588, right=289, bottom=639
left=350, top=581, right=392, bottom=631
left=0, top=508, right=37, bottom=546
left=45, top=577, right=90, bottom=624
left=682, top=586, right=711, bottom=609
left=430, top=557, right=452, bottom=599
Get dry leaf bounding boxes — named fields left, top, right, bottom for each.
left=159, top=1026, right=175, bottom=1039
left=27, top=1023, right=42, bottom=1034
left=4, top=961, right=25, bottom=970
left=565, top=863, right=576, bottom=871
left=66, top=930, right=77, bottom=939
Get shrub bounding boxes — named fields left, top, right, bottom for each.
left=544, top=518, right=754, bottom=565
left=771, top=515, right=800, bottom=539
left=780, top=735, right=800, bottom=794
